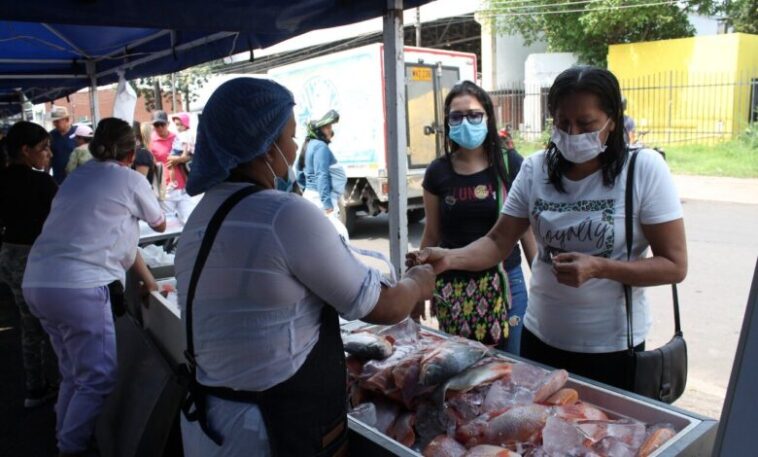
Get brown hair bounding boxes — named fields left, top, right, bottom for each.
left=89, top=118, right=135, bottom=161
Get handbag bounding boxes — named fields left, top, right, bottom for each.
left=624, top=150, right=688, bottom=403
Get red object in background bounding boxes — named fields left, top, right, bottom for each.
left=498, top=128, right=515, bottom=150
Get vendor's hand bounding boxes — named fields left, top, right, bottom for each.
left=552, top=252, right=601, bottom=288
left=410, top=300, right=426, bottom=322
left=404, top=264, right=436, bottom=302
left=139, top=278, right=159, bottom=298
left=325, top=208, right=334, bottom=215
left=405, top=247, right=450, bottom=274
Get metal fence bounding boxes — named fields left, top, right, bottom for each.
left=490, top=70, right=758, bottom=146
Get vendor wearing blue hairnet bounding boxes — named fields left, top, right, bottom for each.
left=176, top=77, right=435, bottom=457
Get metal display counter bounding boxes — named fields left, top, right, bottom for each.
left=138, top=218, right=184, bottom=246
left=340, top=322, right=717, bottom=457
left=139, top=290, right=717, bottom=456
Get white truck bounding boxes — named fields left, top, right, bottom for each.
left=268, top=43, right=478, bottom=233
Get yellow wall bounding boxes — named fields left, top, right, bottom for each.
left=608, top=33, right=758, bottom=144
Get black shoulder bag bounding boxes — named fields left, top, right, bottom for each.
left=624, top=150, right=688, bottom=403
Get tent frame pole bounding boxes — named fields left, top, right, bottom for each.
left=86, top=61, right=100, bottom=125
left=383, top=0, right=408, bottom=277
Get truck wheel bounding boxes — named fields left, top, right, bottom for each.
left=339, top=200, right=356, bottom=235
left=408, top=208, right=425, bottom=224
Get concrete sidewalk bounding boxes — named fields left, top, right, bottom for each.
left=674, top=175, right=758, bottom=205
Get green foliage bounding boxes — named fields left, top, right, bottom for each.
left=482, top=0, right=697, bottom=67
left=739, top=123, right=758, bottom=149
left=728, top=0, right=758, bottom=34
left=665, top=140, right=758, bottom=177
left=134, top=64, right=213, bottom=112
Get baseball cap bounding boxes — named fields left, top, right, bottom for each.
left=69, top=124, right=94, bottom=139
left=152, top=110, right=169, bottom=125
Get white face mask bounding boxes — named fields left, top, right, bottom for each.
left=551, top=119, right=611, bottom=164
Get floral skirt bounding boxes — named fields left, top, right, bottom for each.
left=432, top=269, right=510, bottom=346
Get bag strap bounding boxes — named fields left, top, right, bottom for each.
left=624, top=151, right=682, bottom=353
left=184, top=185, right=261, bottom=373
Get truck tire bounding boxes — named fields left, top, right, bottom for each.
left=408, top=208, right=425, bottom=224
left=339, top=200, right=356, bottom=235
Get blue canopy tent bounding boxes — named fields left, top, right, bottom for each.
left=0, top=0, right=429, bottom=115
left=0, top=24, right=255, bottom=116
left=0, top=0, right=423, bottom=273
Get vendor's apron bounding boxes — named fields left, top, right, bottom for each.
left=181, top=185, right=348, bottom=456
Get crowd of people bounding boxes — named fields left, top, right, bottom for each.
left=0, top=65, right=686, bottom=457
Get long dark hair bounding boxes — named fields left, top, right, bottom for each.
left=443, top=81, right=508, bottom=186
left=545, top=66, right=626, bottom=193
left=5, top=121, right=50, bottom=161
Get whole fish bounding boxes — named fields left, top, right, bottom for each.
left=554, top=402, right=609, bottom=422
left=463, top=445, right=522, bottom=457
left=342, top=331, right=394, bottom=360
left=531, top=369, right=568, bottom=403
left=436, top=360, right=513, bottom=407
left=388, top=412, right=417, bottom=448
left=637, top=426, right=676, bottom=457
left=544, top=388, right=578, bottom=406
left=419, top=338, right=489, bottom=386
left=423, top=434, right=467, bottom=457
left=456, top=405, right=550, bottom=448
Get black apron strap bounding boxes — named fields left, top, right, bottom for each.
left=181, top=185, right=349, bottom=455
left=182, top=185, right=261, bottom=445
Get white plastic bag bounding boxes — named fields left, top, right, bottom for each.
left=113, top=71, right=137, bottom=124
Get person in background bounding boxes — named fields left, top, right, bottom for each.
left=415, top=81, right=536, bottom=352
left=150, top=110, right=194, bottom=222
left=0, top=121, right=60, bottom=409
left=65, top=124, right=94, bottom=174
left=298, top=109, right=342, bottom=216
left=408, top=66, right=687, bottom=391
left=177, top=78, right=435, bottom=456
left=48, top=106, right=77, bottom=184
left=170, top=112, right=194, bottom=169
left=497, top=126, right=538, bottom=355
left=132, top=121, right=156, bottom=182
left=622, top=97, right=636, bottom=145
left=23, top=118, right=166, bottom=457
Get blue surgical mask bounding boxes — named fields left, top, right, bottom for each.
left=449, top=118, right=488, bottom=150
left=266, top=143, right=297, bottom=192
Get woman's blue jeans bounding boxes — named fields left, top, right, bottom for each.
left=501, top=265, right=528, bottom=355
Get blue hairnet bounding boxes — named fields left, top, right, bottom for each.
left=186, top=78, right=295, bottom=196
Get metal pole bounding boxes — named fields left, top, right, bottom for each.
left=383, top=0, right=408, bottom=277
left=171, top=73, right=178, bottom=113
left=154, top=79, right=163, bottom=110
left=18, top=92, right=26, bottom=121
left=667, top=71, right=673, bottom=145
left=415, top=7, right=422, bottom=47
left=86, top=61, right=100, bottom=125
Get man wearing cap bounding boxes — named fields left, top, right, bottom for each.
left=65, top=124, right=94, bottom=174
left=48, top=106, right=77, bottom=184
left=150, top=110, right=194, bottom=223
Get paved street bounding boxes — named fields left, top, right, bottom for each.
left=350, top=177, right=758, bottom=419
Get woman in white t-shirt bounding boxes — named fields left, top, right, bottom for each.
left=408, top=66, right=687, bottom=391
left=23, top=118, right=166, bottom=456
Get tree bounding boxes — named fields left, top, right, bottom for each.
left=725, top=0, right=758, bottom=34
left=690, top=0, right=758, bottom=33
left=134, top=63, right=213, bottom=112
left=482, top=0, right=697, bottom=67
